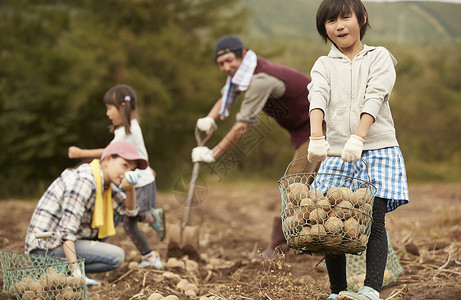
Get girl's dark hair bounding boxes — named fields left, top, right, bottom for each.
left=316, top=0, right=370, bottom=43
left=103, top=84, right=138, bottom=135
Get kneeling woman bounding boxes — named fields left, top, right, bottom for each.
left=25, top=140, right=148, bottom=285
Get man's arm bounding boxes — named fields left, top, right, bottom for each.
left=207, top=98, right=223, bottom=120
left=211, top=121, right=249, bottom=159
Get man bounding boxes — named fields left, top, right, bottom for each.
left=192, top=35, right=322, bottom=258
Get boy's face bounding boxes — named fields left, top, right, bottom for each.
left=325, top=11, right=364, bottom=58
left=216, top=51, right=243, bottom=78
left=103, top=156, right=137, bottom=186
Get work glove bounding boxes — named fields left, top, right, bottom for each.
left=72, top=269, right=99, bottom=286
left=341, top=135, right=364, bottom=162
left=120, top=171, right=139, bottom=190
left=192, top=146, right=215, bottom=163
left=307, top=136, right=330, bottom=162
left=196, top=117, right=217, bottom=134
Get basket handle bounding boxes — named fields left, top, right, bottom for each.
left=283, top=153, right=372, bottom=183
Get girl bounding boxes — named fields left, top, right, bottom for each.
left=26, top=141, right=148, bottom=285
left=68, top=85, right=164, bottom=269
left=307, top=0, right=409, bottom=299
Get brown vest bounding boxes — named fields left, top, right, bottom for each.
left=254, top=56, right=311, bottom=148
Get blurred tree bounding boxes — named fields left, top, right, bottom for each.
left=0, top=0, right=248, bottom=197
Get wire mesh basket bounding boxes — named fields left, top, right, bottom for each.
left=278, top=157, right=377, bottom=255
left=1, top=248, right=87, bottom=299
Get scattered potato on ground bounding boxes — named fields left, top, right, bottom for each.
left=148, top=293, right=164, bottom=300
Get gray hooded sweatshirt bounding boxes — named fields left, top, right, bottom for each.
left=308, top=44, right=399, bottom=155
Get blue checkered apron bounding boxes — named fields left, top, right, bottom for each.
left=314, top=147, right=409, bottom=212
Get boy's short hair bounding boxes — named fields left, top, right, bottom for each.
left=316, top=0, right=370, bottom=43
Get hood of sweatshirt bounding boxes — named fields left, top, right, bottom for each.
left=328, top=44, right=397, bottom=66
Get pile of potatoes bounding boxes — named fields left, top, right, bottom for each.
left=8, top=267, right=85, bottom=300
left=282, top=182, right=374, bottom=254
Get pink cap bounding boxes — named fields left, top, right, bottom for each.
left=101, top=141, right=148, bottom=170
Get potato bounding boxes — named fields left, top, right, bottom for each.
left=324, top=234, right=343, bottom=248
left=351, top=188, right=373, bottom=206
left=299, top=197, right=316, bottom=214
left=326, top=187, right=353, bottom=205
left=358, top=224, right=366, bottom=235
left=8, top=284, right=14, bottom=295
left=176, top=279, right=190, bottom=292
left=121, top=179, right=134, bottom=191
left=284, top=201, right=294, bottom=215
left=282, top=215, right=302, bottom=234
left=65, top=276, right=84, bottom=289
left=287, top=183, right=309, bottom=203
left=317, top=197, right=331, bottom=213
left=324, top=217, right=343, bottom=234
left=59, top=287, right=75, bottom=300
left=297, top=226, right=313, bottom=246
left=147, top=293, right=164, bottom=300
left=342, top=239, right=362, bottom=253
left=162, top=296, right=179, bottom=300
left=309, top=208, right=327, bottom=224
left=185, top=289, right=197, bottom=297
left=332, top=200, right=354, bottom=219
left=40, top=269, right=65, bottom=290
left=343, top=218, right=360, bottom=239
left=347, top=274, right=365, bottom=291
left=21, top=291, right=35, bottom=300
left=364, top=202, right=373, bottom=213
left=356, top=210, right=371, bottom=225
left=383, top=270, right=393, bottom=282
left=359, top=234, right=369, bottom=247
left=308, top=189, right=324, bottom=200
left=310, top=224, right=326, bottom=241
left=292, top=207, right=309, bottom=225
left=28, top=279, right=43, bottom=293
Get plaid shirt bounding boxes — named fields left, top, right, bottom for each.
left=25, top=163, right=126, bottom=253
left=314, top=147, right=409, bottom=212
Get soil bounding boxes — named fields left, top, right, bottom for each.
left=0, top=181, right=460, bottom=300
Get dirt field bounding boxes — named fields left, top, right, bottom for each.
left=1, top=181, right=460, bottom=299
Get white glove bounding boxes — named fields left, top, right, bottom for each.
left=72, top=268, right=99, bottom=286
left=119, top=171, right=139, bottom=189
left=192, top=146, right=215, bottom=163
left=196, top=117, right=217, bottom=134
left=307, top=136, right=330, bottom=162
left=341, top=135, right=364, bottom=162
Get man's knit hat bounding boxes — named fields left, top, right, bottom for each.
left=214, top=35, right=244, bottom=61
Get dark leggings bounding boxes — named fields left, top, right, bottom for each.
left=122, top=182, right=157, bottom=256
left=326, top=197, right=388, bottom=294
left=123, top=216, right=151, bottom=255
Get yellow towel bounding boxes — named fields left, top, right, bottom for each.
left=90, top=159, right=115, bottom=239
